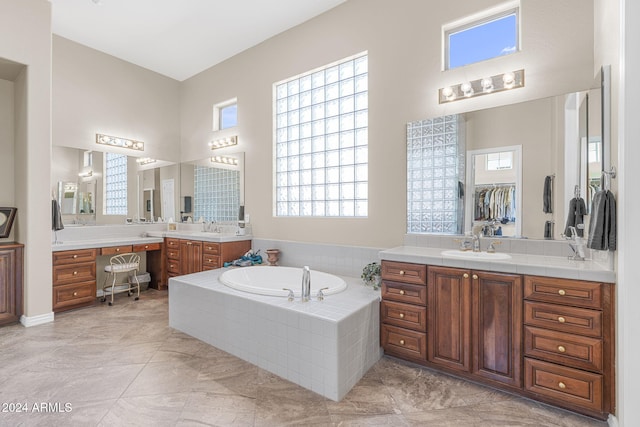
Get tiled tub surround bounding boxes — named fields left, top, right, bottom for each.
left=169, top=268, right=382, bottom=401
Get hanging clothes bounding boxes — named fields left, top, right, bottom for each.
left=587, top=190, right=617, bottom=251
left=543, top=175, right=553, bottom=213
left=52, top=199, right=64, bottom=231
left=474, top=184, right=516, bottom=222
left=564, top=197, right=587, bottom=237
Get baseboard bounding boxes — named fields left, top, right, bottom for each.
left=608, top=414, right=619, bottom=427
left=20, top=312, right=55, bottom=327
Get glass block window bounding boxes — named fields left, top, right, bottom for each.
left=445, top=7, right=519, bottom=70
left=274, top=53, right=368, bottom=217
left=104, top=152, right=127, bottom=215
left=194, top=166, right=240, bottom=222
left=407, top=115, right=465, bottom=234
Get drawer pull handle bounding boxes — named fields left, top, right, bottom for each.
left=73, top=271, right=78, bottom=275
left=399, top=290, right=405, bottom=295
left=557, top=345, right=566, bottom=353
left=73, top=292, right=78, bottom=296
left=558, top=316, right=566, bottom=323
left=558, top=289, right=566, bottom=296
left=472, top=274, right=478, bottom=280
left=208, top=259, right=213, bottom=262
left=463, top=273, right=469, bottom=279
left=399, top=313, right=405, bottom=319
left=399, top=270, right=405, bottom=276
left=73, top=255, right=78, bottom=259
left=399, top=339, right=405, bottom=345
left=558, top=382, right=566, bottom=389
left=187, top=242, right=192, bottom=245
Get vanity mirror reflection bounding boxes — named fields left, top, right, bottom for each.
left=407, top=66, right=610, bottom=240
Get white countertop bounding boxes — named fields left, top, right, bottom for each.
left=146, top=230, right=252, bottom=243
left=379, top=246, right=616, bottom=283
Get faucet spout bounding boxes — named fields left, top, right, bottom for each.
left=301, top=266, right=311, bottom=302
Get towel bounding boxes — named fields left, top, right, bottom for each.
left=587, top=190, right=617, bottom=250
left=543, top=176, right=553, bottom=213
left=544, top=220, right=554, bottom=239
left=564, top=197, right=586, bottom=237
left=52, top=199, right=64, bottom=231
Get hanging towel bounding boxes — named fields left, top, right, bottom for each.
left=543, top=175, right=553, bottom=213
left=564, top=197, right=586, bottom=237
left=52, top=199, right=64, bottom=231
left=587, top=190, right=617, bottom=250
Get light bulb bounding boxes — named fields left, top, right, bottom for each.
left=442, top=86, right=455, bottom=101
left=502, top=72, right=516, bottom=88
left=460, top=82, right=474, bottom=97
left=481, top=77, right=494, bottom=92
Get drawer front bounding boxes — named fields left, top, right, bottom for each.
left=166, top=238, right=180, bottom=249
left=203, top=243, right=220, bottom=255
left=381, top=281, right=427, bottom=306
left=53, top=262, right=96, bottom=286
left=524, top=326, right=603, bottom=372
left=381, top=324, right=427, bottom=361
left=167, top=260, right=180, bottom=274
left=167, top=248, right=180, bottom=260
left=524, top=358, right=603, bottom=412
left=132, top=242, right=162, bottom=252
left=381, top=300, right=427, bottom=332
left=101, top=245, right=133, bottom=256
left=524, top=276, right=603, bottom=309
left=202, top=255, right=220, bottom=270
left=53, top=281, right=96, bottom=311
left=524, top=301, right=602, bottom=338
left=52, top=249, right=97, bottom=265
left=381, top=261, right=427, bottom=286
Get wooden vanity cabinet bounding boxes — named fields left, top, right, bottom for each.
left=52, top=248, right=97, bottom=312
left=179, top=239, right=202, bottom=274
left=165, top=238, right=252, bottom=279
left=427, top=266, right=522, bottom=389
left=0, top=243, right=23, bottom=326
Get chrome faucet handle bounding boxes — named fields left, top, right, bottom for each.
left=317, top=287, right=329, bottom=301
left=487, top=241, right=502, bottom=253
left=282, top=288, right=295, bottom=302
left=454, top=238, right=472, bottom=251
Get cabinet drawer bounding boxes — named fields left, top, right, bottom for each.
left=381, top=281, right=427, bottom=306
left=524, top=358, right=603, bottom=412
left=101, top=245, right=133, bottom=256
left=524, top=326, right=603, bottom=372
left=167, top=260, right=180, bottom=274
left=524, top=276, right=603, bottom=309
left=381, top=324, right=427, bottom=361
left=381, top=300, right=427, bottom=332
left=524, top=301, right=602, bottom=337
left=381, top=261, right=426, bottom=286
left=53, top=262, right=96, bottom=286
left=166, top=238, right=180, bottom=249
left=52, top=249, right=97, bottom=265
left=53, top=281, right=96, bottom=311
left=203, top=243, right=220, bottom=255
left=167, top=248, right=180, bottom=260
left=203, top=255, right=220, bottom=270
left=132, top=242, right=162, bottom=252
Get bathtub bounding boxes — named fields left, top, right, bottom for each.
left=219, top=266, right=347, bottom=297
left=169, top=267, right=381, bottom=401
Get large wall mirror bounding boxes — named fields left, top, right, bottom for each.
left=407, top=65, right=610, bottom=240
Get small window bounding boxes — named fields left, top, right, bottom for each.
left=445, top=6, right=519, bottom=70
left=213, top=99, right=238, bottom=131
left=486, top=151, right=513, bottom=170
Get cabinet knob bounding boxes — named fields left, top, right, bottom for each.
left=73, top=292, right=78, bottom=296
left=558, top=382, right=566, bottom=389
left=399, top=290, right=405, bottom=295
left=399, top=313, right=405, bottom=319
left=399, top=339, right=405, bottom=345
left=73, top=271, right=78, bottom=275
left=187, top=242, right=192, bottom=245
left=145, top=245, right=149, bottom=249
left=73, top=255, right=78, bottom=259
left=558, top=316, right=566, bottom=323
left=557, top=345, right=566, bottom=353
left=170, top=265, right=174, bottom=269
left=399, top=270, right=405, bottom=276
left=463, top=273, right=469, bottom=279
left=558, top=289, right=566, bottom=296
left=472, top=274, right=478, bottom=280
left=208, top=259, right=213, bottom=262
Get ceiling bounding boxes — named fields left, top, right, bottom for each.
left=50, top=0, right=347, bottom=81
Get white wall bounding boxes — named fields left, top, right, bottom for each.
left=180, top=0, right=594, bottom=248
left=0, top=79, right=14, bottom=213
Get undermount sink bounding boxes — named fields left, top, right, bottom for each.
left=441, top=249, right=512, bottom=260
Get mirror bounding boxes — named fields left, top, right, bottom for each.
left=57, top=181, right=78, bottom=215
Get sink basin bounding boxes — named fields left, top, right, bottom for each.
left=441, top=250, right=512, bottom=260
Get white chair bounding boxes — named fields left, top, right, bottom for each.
left=101, top=253, right=141, bottom=306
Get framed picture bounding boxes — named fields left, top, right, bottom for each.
left=0, top=207, right=17, bottom=238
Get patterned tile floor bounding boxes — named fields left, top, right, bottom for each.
left=0, top=290, right=608, bottom=426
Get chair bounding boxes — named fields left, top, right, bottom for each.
left=101, top=253, right=141, bottom=306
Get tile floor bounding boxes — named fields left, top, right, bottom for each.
left=0, top=290, right=608, bottom=426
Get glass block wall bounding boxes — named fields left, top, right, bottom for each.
left=407, top=115, right=465, bottom=234
left=194, top=166, right=240, bottom=222
left=104, top=152, right=127, bottom=215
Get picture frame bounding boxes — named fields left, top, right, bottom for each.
left=0, top=207, right=17, bottom=238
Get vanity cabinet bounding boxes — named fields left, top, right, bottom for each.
left=179, top=239, right=203, bottom=274
left=522, top=275, right=614, bottom=418
left=165, top=238, right=252, bottom=279
left=52, top=248, right=97, bottom=312
left=0, top=243, right=23, bottom=326
left=427, top=266, right=523, bottom=389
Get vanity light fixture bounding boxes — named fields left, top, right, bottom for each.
left=438, top=69, right=524, bottom=103
left=136, top=157, right=156, bottom=166
left=96, top=133, right=144, bottom=151
left=211, top=155, right=239, bottom=166
left=208, top=135, right=238, bottom=150
left=78, top=170, right=93, bottom=178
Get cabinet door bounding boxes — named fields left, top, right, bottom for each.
left=0, top=247, right=22, bottom=325
left=180, top=240, right=202, bottom=274
left=472, top=270, right=523, bottom=388
left=427, top=266, right=471, bottom=371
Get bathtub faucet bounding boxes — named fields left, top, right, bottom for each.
left=301, top=266, right=311, bottom=302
